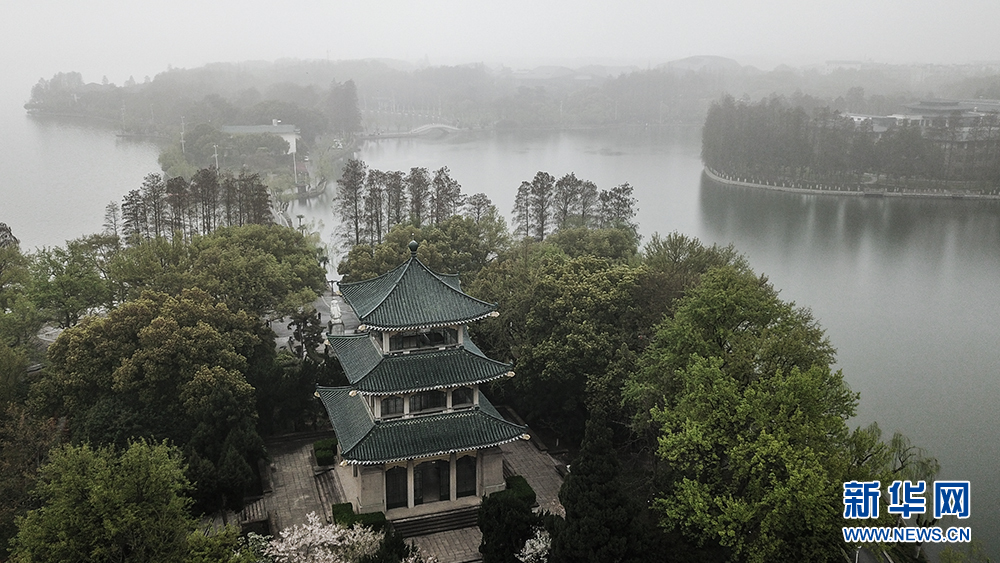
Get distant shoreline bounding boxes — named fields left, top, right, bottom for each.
left=703, top=167, right=1000, bottom=200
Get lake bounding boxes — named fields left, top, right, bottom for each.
left=2, top=104, right=996, bottom=556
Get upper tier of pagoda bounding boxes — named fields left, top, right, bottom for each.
left=338, top=241, right=496, bottom=332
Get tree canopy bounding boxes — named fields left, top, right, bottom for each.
left=31, top=289, right=268, bottom=513
left=10, top=440, right=193, bottom=563
left=626, top=266, right=860, bottom=562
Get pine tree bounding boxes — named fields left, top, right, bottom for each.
left=551, top=410, right=639, bottom=563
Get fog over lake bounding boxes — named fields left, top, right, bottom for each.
left=3, top=0, right=1000, bottom=558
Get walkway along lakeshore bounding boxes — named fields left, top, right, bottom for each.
left=703, top=167, right=1000, bottom=199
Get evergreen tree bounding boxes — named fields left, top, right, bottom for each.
left=550, top=410, right=640, bottom=563
left=478, top=489, right=538, bottom=563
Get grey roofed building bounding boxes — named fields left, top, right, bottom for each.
left=317, top=241, right=527, bottom=517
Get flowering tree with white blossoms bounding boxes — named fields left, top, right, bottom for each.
left=265, top=512, right=434, bottom=563
left=265, top=512, right=382, bottom=563
left=516, top=528, right=550, bottom=563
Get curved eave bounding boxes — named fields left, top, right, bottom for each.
left=355, top=369, right=512, bottom=396
left=363, top=311, right=495, bottom=333
left=342, top=433, right=528, bottom=465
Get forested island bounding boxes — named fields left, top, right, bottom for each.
left=702, top=93, right=1000, bottom=196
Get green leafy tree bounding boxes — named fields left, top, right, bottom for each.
left=29, top=242, right=112, bottom=328
left=473, top=254, right=642, bottom=444
left=0, top=228, right=42, bottom=350
left=10, top=440, right=193, bottom=563
left=108, top=224, right=325, bottom=320
left=629, top=266, right=858, bottom=562
left=32, top=289, right=268, bottom=513
left=0, top=404, right=59, bottom=556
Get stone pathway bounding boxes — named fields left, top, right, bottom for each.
left=501, top=437, right=566, bottom=517
left=265, top=436, right=332, bottom=533
left=409, top=527, right=484, bottom=563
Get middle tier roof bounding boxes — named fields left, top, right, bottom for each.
left=326, top=333, right=513, bottom=395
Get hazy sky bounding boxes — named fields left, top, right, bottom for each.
left=3, top=0, right=1000, bottom=92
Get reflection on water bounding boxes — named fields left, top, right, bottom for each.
left=701, top=176, right=1000, bottom=556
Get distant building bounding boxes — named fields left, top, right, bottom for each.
left=317, top=241, right=528, bottom=518
left=220, top=119, right=300, bottom=154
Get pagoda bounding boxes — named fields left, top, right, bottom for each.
left=317, top=240, right=528, bottom=517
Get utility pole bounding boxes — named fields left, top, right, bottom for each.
left=213, top=144, right=219, bottom=172
left=180, top=116, right=186, bottom=154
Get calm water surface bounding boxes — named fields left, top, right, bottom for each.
left=339, top=128, right=1000, bottom=556
left=3, top=104, right=997, bottom=556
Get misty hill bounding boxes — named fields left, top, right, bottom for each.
left=25, top=57, right=1000, bottom=137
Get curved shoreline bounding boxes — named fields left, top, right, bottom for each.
left=703, top=167, right=1000, bottom=200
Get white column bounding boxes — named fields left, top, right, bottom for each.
left=382, top=332, right=389, bottom=352
left=449, top=453, right=457, bottom=501
left=407, top=460, right=415, bottom=509
left=374, top=396, right=381, bottom=418
left=403, top=394, right=410, bottom=417
left=473, top=386, right=480, bottom=406
left=446, top=389, right=453, bottom=412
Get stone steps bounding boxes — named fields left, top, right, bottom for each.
left=391, top=506, right=480, bottom=538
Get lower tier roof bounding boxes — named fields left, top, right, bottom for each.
left=316, top=386, right=528, bottom=465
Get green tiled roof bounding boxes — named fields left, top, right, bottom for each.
left=339, top=256, right=495, bottom=331
left=317, top=387, right=527, bottom=465
left=315, top=387, right=374, bottom=454
left=325, top=334, right=512, bottom=393
left=358, top=348, right=511, bottom=395
left=326, top=335, right=383, bottom=384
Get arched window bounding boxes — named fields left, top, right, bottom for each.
left=409, top=390, right=446, bottom=413
left=381, top=396, right=404, bottom=417
left=452, top=387, right=474, bottom=407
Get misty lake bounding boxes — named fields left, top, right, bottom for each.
left=3, top=109, right=998, bottom=554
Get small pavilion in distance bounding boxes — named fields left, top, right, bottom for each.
left=317, top=240, right=528, bottom=519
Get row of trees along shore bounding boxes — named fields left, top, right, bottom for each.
left=334, top=158, right=639, bottom=273
left=1, top=157, right=977, bottom=562
left=703, top=93, right=1000, bottom=190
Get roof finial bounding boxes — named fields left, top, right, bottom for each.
left=408, top=239, right=419, bottom=257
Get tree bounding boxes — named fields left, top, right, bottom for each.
left=406, top=167, right=431, bottom=227
left=337, top=159, right=368, bottom=248
left=528, top=171, right=555, bottom=241
left=430, top=166, right=463, bottom=225
left=264, top=512, right=383, bottom=563
left=552, top=173, right=582, bottom=230
left=33, top=289, right=268, bottom=513
left=550, top=411, right=642, bottom=563
left=29, top=242, right=112, bottom=328
left=479, top=491, right=539, bottom=563
left=0, top=228, right=42, bottom=349
left=384, top=170, right=408, bottom=227
left=10, top=440, right=193, bottom=563
left=512, top=181, right=533, bottom=240
left=0, top=404, right=59, bottom=555
left=597, top=183, right=638, bottom=242
left=628, top=266, right=858, bottom=562
left=473, top=254, right=642, bottom=444
left=327, top=80, right=363, bottom=136
left=364, top=169, right=387, bottom=244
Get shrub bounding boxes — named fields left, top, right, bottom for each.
left=331, top=502, right=388, bottom=533
left=313, top=437, right=338, bottom=466
left=505, top=475, right=536, bottom=507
